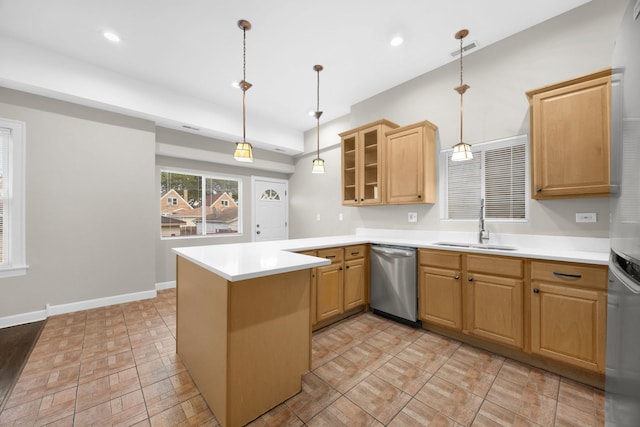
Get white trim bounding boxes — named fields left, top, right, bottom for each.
left=156, top=280, right=176, bottom=290
left=45, top=289, right=157, bottom=317
left=0, top=282, right=177, bottom=329
left=0, top=309, right=47, bottom=329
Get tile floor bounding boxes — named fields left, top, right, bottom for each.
left=0, top=289, right=604, bottom=426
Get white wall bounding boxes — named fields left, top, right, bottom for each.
left=288, top=0, right=626, bottom=239
left=0, top=88, right=157, bottom=319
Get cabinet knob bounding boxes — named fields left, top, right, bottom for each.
left=339, top=267, right=343, bottom=271
left=354, top=198, right=357, bottom=202
left=360, top=198, right=364, bottom=201
left=417, top=195, right=422, bottom=199
left=535, top=187, right=542, bottom=193
left=346, top=265, right=350, bottom=269
left=454, top=275, right=460, bottom=280
left=468, top=277, right=474, bottom=282
left=533, top=288, right=540, bottom=294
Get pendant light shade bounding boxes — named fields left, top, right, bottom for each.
left=452, top=29, right=473, bottom=162
left=311, top=64, right=325, bottom=173
left=234, top=19, right=254, bottom=163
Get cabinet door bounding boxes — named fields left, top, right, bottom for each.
left=528, top=71, right=611, bottom=199
left=316, top=263, right=344, bottom=322
left=386, top=125, right=425, bottom=204
left=341, top=131, right=359, bottom=205
left=466, top=273, right=524, bottom=349
left=359, top=127, right=384, bottom=205
left=344, top=258, right=365, bottom=310
left=531, top=282, right=606, bottom=373
left=419, top=266, right=462, bottom=330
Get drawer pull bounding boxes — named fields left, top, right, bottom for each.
left=326, top=255, right=336, bottom=259
left=351, top=252, right=360, bottom=256
left=533, top=288, right=540, bottom=293
left=552, top=272, right=582, bottom=279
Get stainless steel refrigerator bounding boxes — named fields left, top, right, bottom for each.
left=606, top=1, right=640, bottom=425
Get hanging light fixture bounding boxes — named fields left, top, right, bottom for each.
left=234, top=19, right=254, bottom=162
left=311, top=64, right=325, bottom=174
left=451, top=29, right=473, bottom=162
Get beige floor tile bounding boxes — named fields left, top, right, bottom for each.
left=34, top=386, right=77, bottom=426
left=472, top=400, right=540, bottom=426
left=345, top=374, right=411, bottom=424
left=285, top=372, right=340, bottom=422
left=365, top=329, right=414, bottom=355
left=413, top=331, right=462, bottom=356
left=389, top=398, right=463, bottom=426
left=311, top=340, right=339, bottom=370
left=307, top=396, right=383, bottom=426
left=373, top=356, right=432, bottom=396
left=451, top=344, right=505, bottom=376
left=395, top=342, right=450, bottom=374
left=435, top=357, right=496, bottom=398
left=247, top=403, right=303, bottom=426
left=486, top=376, right=557, bottom=427
left=313, top=328, right=360, bottom=355
left=414, top=376, right=484, bottom=426
left=314, top=355, right=372, bottom=394
left=341, top=342, right=393, bottom=372
left=497, top=359, right=560, bottom=399
left=557, top=378, right=604, bottom=426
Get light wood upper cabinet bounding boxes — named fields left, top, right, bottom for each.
left=526, top=69, right=612, bottom=199
left=340, top=120, right=399, bottom=206
left=530, top=260, right=607, bottom=373
left=385, top=120, right=437, bottom=204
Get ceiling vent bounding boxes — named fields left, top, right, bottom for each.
left=450, top=40, right=479, bottom=57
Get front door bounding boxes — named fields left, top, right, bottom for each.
left=253, top=177, right=288, bottom=242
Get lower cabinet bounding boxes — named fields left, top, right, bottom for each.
left=418, top=250, right=462, bottom=330
left=464, top=254, right=524, bottom=349
left=419, top=250, right=608, bottom=376
left=530, top=260, right=608, bottom=373
left=308, top=245, right=368, bottom=328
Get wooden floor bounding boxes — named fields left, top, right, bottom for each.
left=0, top=320, right=45, bottom=413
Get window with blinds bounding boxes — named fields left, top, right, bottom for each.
left=442, top=135, right=528, bottom=221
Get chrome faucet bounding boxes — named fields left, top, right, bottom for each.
left=479, top=198, right=490, bottom=244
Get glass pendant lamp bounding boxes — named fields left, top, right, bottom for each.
left=311, top=64, right=325, bottom=173
left=234, top=19, right=254, bottom=162
left=451, top=29, right=473, bottom=162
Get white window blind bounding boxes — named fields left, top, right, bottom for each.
left=443, top=135, right=528, bottom=221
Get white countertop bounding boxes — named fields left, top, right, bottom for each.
left=173, top=229, right=610, bottom=282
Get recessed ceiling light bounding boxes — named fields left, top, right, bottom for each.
left=103, top=31, right=121, bottom=43
left=390, top=36, right=404, bottom=47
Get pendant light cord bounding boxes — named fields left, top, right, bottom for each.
left=242, top=26, right=247, bottom=143
left=459, top=36, right=464, bottom=144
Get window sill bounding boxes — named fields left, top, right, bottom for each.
left=0, top=265, right=29, bottom=278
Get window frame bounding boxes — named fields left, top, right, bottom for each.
left=439, top=134, right=530, bottom=223
left=0, top=118, right=27, bottom=278
left=160, top=168, right=243, bottom=240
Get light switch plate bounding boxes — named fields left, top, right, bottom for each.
left=408, top=212, right=418, bottom=223
left=576, top=213, right=597, bottom=223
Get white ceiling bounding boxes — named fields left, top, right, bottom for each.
left=0, top=0, right=590, bottom=155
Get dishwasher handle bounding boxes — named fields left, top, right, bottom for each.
left=371, top=245, right=416, bottom=258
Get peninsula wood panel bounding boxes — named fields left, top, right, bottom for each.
left=176, top=256, right=311, bottom=427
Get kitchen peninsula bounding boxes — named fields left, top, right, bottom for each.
left=174, top=230, right=609, bottom=426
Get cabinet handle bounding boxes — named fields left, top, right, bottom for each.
left=354, top=198, right=358, bottom=202
left=326, top=255, right=336, bottom=259
left=552, top=272, right=582, bottom=279
left=339, top=267, right=343, bottom=271
left=417, top=195, right=422, bottom=199
left=346, top=265, right=350, bottom=269
left=454, top=275, right=460, bottom=280
left=535, top=187, right=542, bottom=193
left=468, top=277, right=474, bottom=282
left=360, top=198, right=364, bottom=201
left=351, top=252, right=360, bottom=256
left=533, top=288, right=540, bottom=293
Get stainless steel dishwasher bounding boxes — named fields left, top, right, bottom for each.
left=370, top=244, right=420, bottom=327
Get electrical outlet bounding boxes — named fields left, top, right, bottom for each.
left=408, top=212, right=418, bottom=223
left=576, top=213, right=597, bottom=223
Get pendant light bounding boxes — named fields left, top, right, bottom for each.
left=311, top=64, right=325, bottom=173
left=451, top=29, right=473, bottom=162
left=234, top=19, right=254, bottom=162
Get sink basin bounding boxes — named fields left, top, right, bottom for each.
left=433, top=242, right=517, bottom=251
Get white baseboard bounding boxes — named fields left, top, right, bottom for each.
left=0, top=310, right=47, bottom=329
left=0, top=282, right=174, bottom=329
left=156, top=280, right=176, bottom=290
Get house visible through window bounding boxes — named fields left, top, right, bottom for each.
left=160, top=170, right=241, bottom=238
left=0, top=119, right=27, bottom=277
left=441, top=135, right=528, bottom=221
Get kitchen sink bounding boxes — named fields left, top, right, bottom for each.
left=433, top=242, right=517, bottom=251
